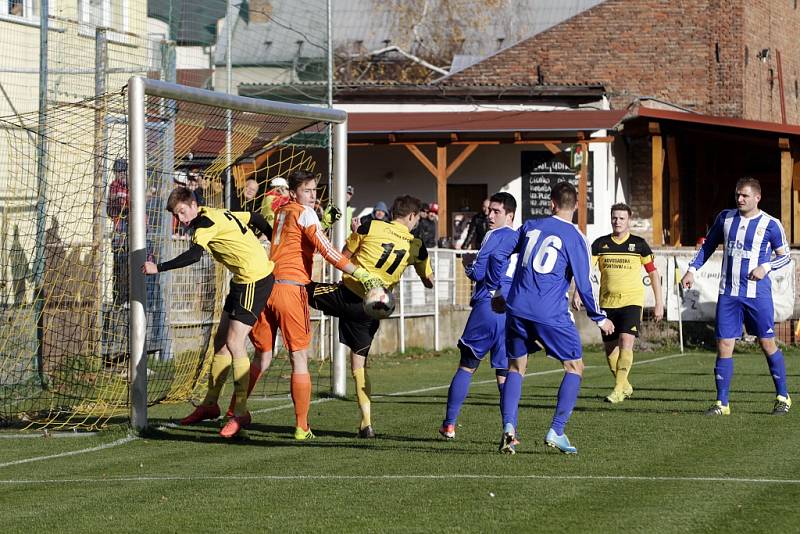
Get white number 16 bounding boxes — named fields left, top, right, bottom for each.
left=522, top=229, right=563, bottom=274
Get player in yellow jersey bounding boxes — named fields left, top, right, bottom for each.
left=573, top=203, right=664, bottom=403
left=308, top=195, right=434, bottom=438
left=142, top=187, right=275, bottom=438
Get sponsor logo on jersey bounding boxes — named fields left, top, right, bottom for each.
left=601, top=243, right=609, bottom=249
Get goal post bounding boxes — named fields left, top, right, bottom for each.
left=127, top=77, right=349, bottom=431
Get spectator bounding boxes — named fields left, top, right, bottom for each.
left=187, top=171, right=205, bottom=206
left=359, top=200, right=390, bottom=226
left=242, top=178, right=260, bottom=212
left=414, top=203, right=437, bottom=248
left=459, top=198, right=490, bottom=250
left=106, top=158, right=129, bottom=304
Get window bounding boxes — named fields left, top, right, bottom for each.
left=2, top=0, right=36, bottom=19
left=79, top=0, right=128, bottom=38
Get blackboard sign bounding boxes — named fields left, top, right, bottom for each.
left=521, top=151, right=594, bottom=223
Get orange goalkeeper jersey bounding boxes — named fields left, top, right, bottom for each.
left=270, top=201, right=349, bottom=283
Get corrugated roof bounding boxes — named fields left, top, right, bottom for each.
left=214, top=0, right=607, bottom=68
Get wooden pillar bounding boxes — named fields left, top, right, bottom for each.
left=793, top=153, right=800, bottom=244
left=578, top=141, right=588, bottom=233
left=436, top=144, right=448, bottom=238
left=405, top=143, right=479, bottom=239
left=780, top=138, right=792, bottom=239
left=650, top=123, right=664, bottom=246
left=666, top=136, right=681, bottom=246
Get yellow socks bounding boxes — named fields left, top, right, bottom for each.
left=606, top=347, right=619, bottom=378
left=352, top=367, right=371, bottom=429
left=203, top=353, right=232, bottom=406
left=231, top=356, right=251, bottom=416
left=615, top=348, right=634, bottom=392
left=291, top=372, right=312, bottom=431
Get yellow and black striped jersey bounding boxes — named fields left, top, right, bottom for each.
left=343, top=219, right=433, bottom=298
left=591, top=232, right=655, bottom=309
left=191, top=207, right=273, bottom=284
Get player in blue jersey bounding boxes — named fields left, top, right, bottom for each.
left=438, top=192, right=518, bottom=440
left=491, top=182, right=614, bottom=454
left=680, top=177, right=791, bottom=416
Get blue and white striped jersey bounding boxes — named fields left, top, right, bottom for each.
left=689, top=209, right=790, bottom=299
left=490, top=215, right=606, bottom=325
left=465, top=225, right=517, bottom=305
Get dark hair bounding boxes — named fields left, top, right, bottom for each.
left=489, top=192, right=516, bottom=214
left=735, top=176, right=761, bottom=194
left=610, top=202, right=632, bottom=216
left=166, top=187, right=195, bottom=213
left=288, top=170, right=317, bottom=192
left=551, top=181, right=577, bottom=209
left=113, top=158, right=127, bottom=172
left=391, top=195, right=422, bottom=218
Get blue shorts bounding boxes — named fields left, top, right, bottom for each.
left=715, top=294, right=775, bottom=339
left=506, top=314, right=583, bottom=362
left=459, top=299, right=507, bottom=369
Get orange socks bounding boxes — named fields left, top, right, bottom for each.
left=291, top=373, right=312, bottom=431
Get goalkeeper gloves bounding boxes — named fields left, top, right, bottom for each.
left=321, top=204, right=342, bottom=229
left=352, top=267, right=384, bottom=291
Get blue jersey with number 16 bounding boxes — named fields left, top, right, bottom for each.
left=494, top=215, right=605, bottom=326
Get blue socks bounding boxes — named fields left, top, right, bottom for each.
left=550, top=372, right=581, bottom=435
left=714, top=357, right=734, bottom=406
left=443, top=368, right=473, bottom=426
left=501, top=371, right=523, bottom=428
left=766, top=350, right=788, bottom=398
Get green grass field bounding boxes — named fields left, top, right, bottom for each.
left=2, top=345, right=800, bottom=533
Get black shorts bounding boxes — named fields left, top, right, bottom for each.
left=224, top=274, right=274, bottom=326
left=601, top=305, right=642, bottom=342
left=307, top=282, right=379, bottom=357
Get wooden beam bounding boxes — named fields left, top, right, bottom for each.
left=405, top=144, right=438, bottom=178
left=445, top=143, right=479, bottom=178
left=578, top=142, right=588, bottom=233
left=652, top=132, right=664, bottom=246
left=780, top=137, right=792, bottom=240
left=544, top=143, right=562, bottom=155
left=348, top=137, right=615, bottom=147
left=666, top=136, right=681, bottom=246
left=436, top=145, right=448, bottom=238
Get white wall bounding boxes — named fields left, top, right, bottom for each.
left=347, top=140, right=615, bottom=240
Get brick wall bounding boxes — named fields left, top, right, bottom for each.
left=741, top=0, right=800, bottom=124
left=446, top=0, right=800, bottom=122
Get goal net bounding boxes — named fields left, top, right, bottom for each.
left=0, top=79, right=346, bottom=431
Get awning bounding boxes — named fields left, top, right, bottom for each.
left=347, top=110, right=626, bottom=143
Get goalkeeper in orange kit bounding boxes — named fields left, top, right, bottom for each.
left=230, top=170, right=380, bottom=440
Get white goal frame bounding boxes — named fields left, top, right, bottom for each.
left=127, top=77, right=349, bottom=432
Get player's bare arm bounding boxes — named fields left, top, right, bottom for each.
left=649, top=270, right=664, bottom=321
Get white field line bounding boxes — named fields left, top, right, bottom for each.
left=0, top=432, right=98, bottom=439
left=0, top=435, right=138, bottom=469
left=2, top=473, right=800, bottom=486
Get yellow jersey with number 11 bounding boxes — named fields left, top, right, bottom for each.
left=342, top=219, right=433, bottom=298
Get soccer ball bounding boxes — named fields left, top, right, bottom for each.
left=363, top=286, right=395, bottom=320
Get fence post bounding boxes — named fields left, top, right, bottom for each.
left=398, top=273, right=405, bottom=353
left=434, top=248, right=440, bottom=351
